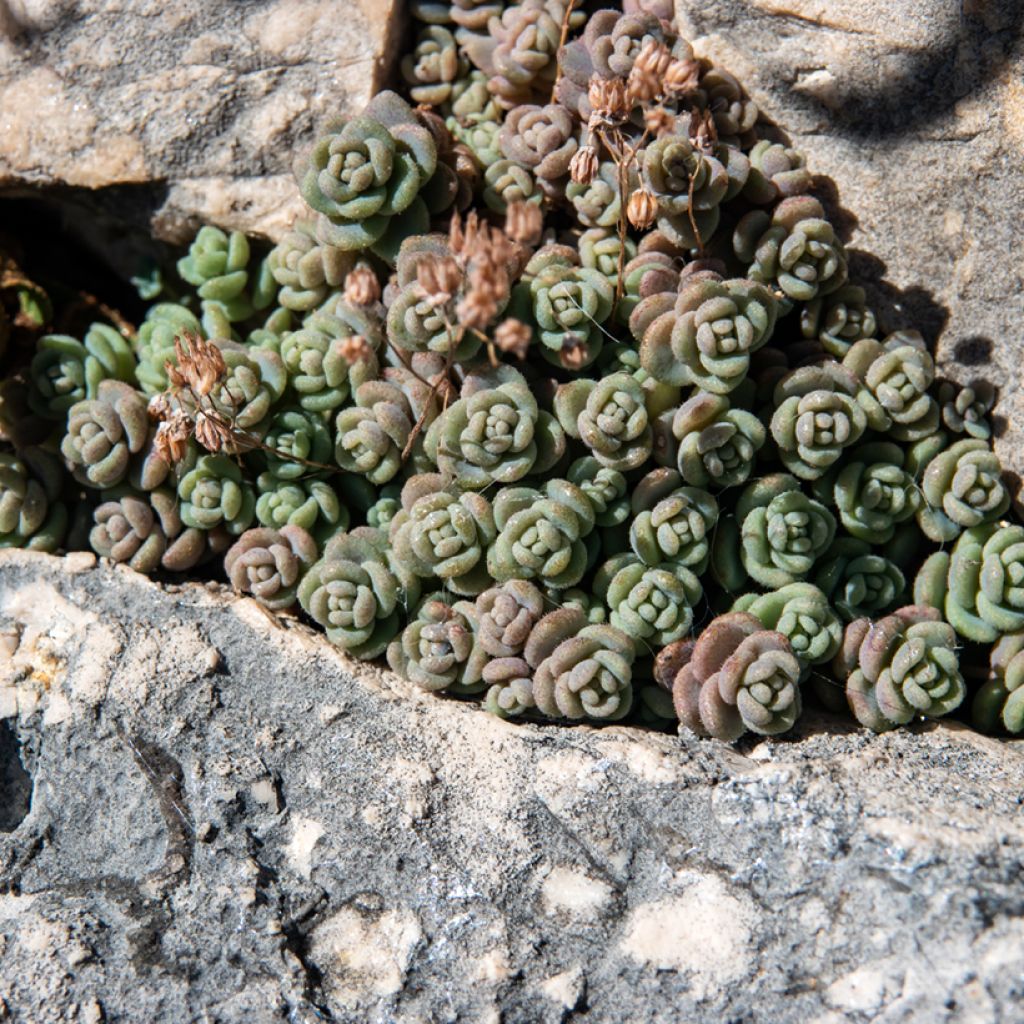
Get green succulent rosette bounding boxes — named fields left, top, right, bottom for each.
left=937, top=380, right=994, bottom=441
left=300, top=91, right=445, bottom=264
left=475, top=579, right=545, bottom=658
left=769, top=362, right=867, bottom=480
left=578, top=229, right=637, bottom=285
left=554, top=372, right=653, bottom=472
left=914, top=522, right=1024, bottom=643
left=30, top=324, right=136, bottom=419
left=742, top=139, right=811, bottom=204
left=335, top=379, right=422, bottom=486
left=177, top=453, right=256, bottom=536
left=629, top=468, right=718, bottom=571
left=389, top=473, right=497, bottom=596
left=733, top=473, right=836, bottom=589
left=566, top=456, right=630, bottom=529
left=224, top=525, right=319, bottom=611
left=639, top=276, right=777, bottom=394
left=972, top=633, right=1024, bottom=735
left=255, top=474, right=347, bottom=541
left=595, top=553, right=703, bottom=648
left=834, top=605, right=964, bottom=732
left=482, top=158, right=543, bottom=213
left=671, top=391, right=765, bottom=490
left=815, top=537, right=906, bottom=623
left=734, top=582, right=842, bottom=671
left=799, top=285, right=877, bottom=358
left=487, top=479, right=596, bottom=590
left=566, top=161, right=629, bottom=230
left=734, top=195, right=847, bottom=310
left=299, top=527, right=420, bottom=659
left=424, top=365, right=565, bottom=489
left=267, top=220, right=354, bottom=313
left=60, top=380, right=149, bottom=490
left=0, top=452, right=67, bottom=552
left=401, top=25, right=468, bottom=107
left=387, top=594, right=487, bottom=693
left=134, top=303, right=202, bottom=395
left=261, top=407, right=334, bottom=482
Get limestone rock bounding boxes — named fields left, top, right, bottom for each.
left=0, top=549, right=1022, bottom=1022
left=675, top=0, right=1024, bottom=494
left=0, top=0, right=402, bottom=242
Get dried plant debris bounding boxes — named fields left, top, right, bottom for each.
left=4, top=0, right=1021, bottom=741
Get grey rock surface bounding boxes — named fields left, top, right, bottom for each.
left=0, top=0, right=402, bottom=243
left=0, top=549, right=1022, bottom=1023
left=674, top=0, right=1024, bottom=495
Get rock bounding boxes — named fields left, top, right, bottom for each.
left=674, top=0, right=1024, bottom=494
left=0, top=549, right=1022, bottom=1022
left=0, top=0, right=402, bottom=243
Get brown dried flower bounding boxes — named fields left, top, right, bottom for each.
left=505, top=201, right=544, bottom=247
left=665, top=58, right=701, bottom=97
left=627, top=39, right=672, bottom=104
left=339, top=335, right=374, bottom=365
left=194, top=410, right=237, bottom=454
left=643, top=107, right=676, bottom=137
left=561, top=334, right=587, bottom=370
left=171, top=331, right=227, bottom=397
left=588, top=75, right=629, bottom=123
left=147, top=393, right=172, bottom=422
left=569, top=145, right=599, bottom=185
left=153, top=409, right=193, bottom=464
left=494, top=318, right=532, bottom=360
left=457, top=286, right=500, bottom=332
left=689, top=108, right=718, bottom=154
left=343, top=266, right=381, bottom=306
left=417, top=255, right=463, bottom=305
left=627, top=188, right=658, bottom=230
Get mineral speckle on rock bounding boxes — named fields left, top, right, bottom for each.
left=0, top=549, right=1021, bottom=1022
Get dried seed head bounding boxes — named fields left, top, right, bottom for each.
left=627, top=40, right=671, bottom=104
left=627, top=188, right=659, bottom=230
left=171, top=331, right=226, bottom=396
left=588, top=75, right=630, bottom=122
left=417, top=256, right=462, bottom=305
left=644, top=106, right=676, bottom=137
left=457, top=287, right=499, bottom=332
left=560, top=333, right=587, bottom=370
left=494, top=318, right=532, bottom=360
left=194, top=410, right=236, bottom=454
left=569, top=145, right=599, bottom=185
left=665, top=58, right=701, bottom=96
left=343, top=266, right=381, bottom=306
left=688, top=108, right=718, bottom=155
left=153, top=409, right=192, bottom=464
left=505, top=201, right=543, bottom=247
left=148, top=393, right=172, bottom=422
left=339, top=335, right=373, bottom=364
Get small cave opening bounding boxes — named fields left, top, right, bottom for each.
left=0, top=719, right=33, bottom=832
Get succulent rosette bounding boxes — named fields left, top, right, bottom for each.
left=734, top=582, right=842, bottom=670
left=261, top=407, right=334, bottom=482
left=224, top=525, right=319, bottom=610
left=267, top=220, right=354, bottom=312
left=300, top=527, right=420, bottom=658
left=937, top=380, right=994, bottom=440
left=629, top=469, right=718, bottom=570
left=425, top=365, right=564, bottom=489
left=498, top=103, right=579, bottom=193
left=640, top=276, right=777, bottom=394
left=177, top=454, right=256, bottom=536
left=566, top=456, right=630, bottom=528
left=0, top=453, right=67, bottom=552
left=827, top=441, right=921, bottom=543
left=800, top=285, right=877, bottom=358
left=255, top=475, right=346, bottom=540
left=401, top=25, right=468, bottom=107
left=972, top=633, right=1024, bottom=735
left=475, top=579, right=545, bottom=658
left=390, top=473, right=497, bottom=595
left=834, top=605, right=964, bottom=732
left=134, top=304, right=202, bottom=395
left=60, top=380, right=149, bottom=489
left=566, top=161, right=630, bottom=231
left=671, top=391, right=765, bottom=490
left=662, top=611, right=802, bottom=740
left=815, top=538, right=906, bottom=623
left=743, top=140, right=811, bottom=204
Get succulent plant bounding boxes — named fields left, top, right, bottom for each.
left=30, top=325, right=136, bottom=418
left=60, top=380, right=149, bottom=489
left=482, top=655, right=536, bottom=718
left=488, top=479, right=596, bottom=590
left=826, top=441, right=921, bottom=543
left=177, top=226, right=277, bottom=325
left=335, top=378, right=425, bottom=485
left=475, top=579, right=545, bottom=657
left=387, top=594, right=487, bottom=692
left=596, top=554, right=703, bottom=647
left=450, top=115, right=504, bottom=169
left=523, top=608, right=635, bottom=720
left=260, top=407, right=334, bottom=482
left=425, top=365, right=564, bottom=489
left=769, top=362, right=867, bottom=480
left=834, top=605, right=964, bottom=732
left=617, top=251, right=679, bottom=329
left=743, top=140, right=811, bottom=204
left=697, top=68, right=759, bottom=145
left=554, top=372, right=654, bottom=471
left=734, top=582, right=842, bottom=670
left=671, top=391, right=765, bottom=490
left=566, top=456, right=630, bottom=528
left=224, top=525, right=319, bottom=610
left=663, top=611, right=802, bottom=740
left=914, top=523, right=1024, bottom=643
left=134, top=304, right=202, bottom=395
left=389, top=473, right=497, bottom=595
left=731, top=474, right=836, bottom=589
left=0, top=453, right=67, bottom=551
left=639, top=275, right=777, bottom=394
left=482, top=157, right=543, bottom=212
left=799, top=285, right=877, bottom=358
left=366, top=485, right=403, bottom=530
left=255, top=475, right=346, bottom=540
left=578, top=229, right=637, bottom=284
left=642, top=134, right=729, bottom=249
left=815, top=537, right=906, bottom=622
left=300, top=91, right=449, bottom=263
left=972, top=633, right=1024, bottom=735
left=401, top=25, right=468, bottom=107
left=843, top=332, right=939, bottom=442
left=735, top=196, right=847, bottom=308
left=498, top=103, right=579, bottom=193
left=936, top=380, right=994, bottom=440
left=629, top=469, right=718, bottom=570
left=299, top=527, right=419, bottom=658
left=177, top=454, right=256, bottom=536
left=508, top=246, right=616, bottom=368
left=267, top=221, right=354, bottom=312
left=566, top=161, right=630, bottom=230
left=913, top=437, right=1009, bottom=543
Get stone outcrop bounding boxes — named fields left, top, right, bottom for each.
left=0, top=549, right=1022, bottom=1022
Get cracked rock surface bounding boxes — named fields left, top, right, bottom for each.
left=0, top=549, right=1022, bottom=1022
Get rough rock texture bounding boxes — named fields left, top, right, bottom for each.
left=0, top=0, right=403, bottom=242
left=0, top=549, right=1022, bottom=1023
left=675, top=0, right=1024, bottom=496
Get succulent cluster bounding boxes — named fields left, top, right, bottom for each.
left=3, top=0, right=1020, bottom=741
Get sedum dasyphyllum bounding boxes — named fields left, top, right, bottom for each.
left=972, top=633, right=1024, bottom=735
left=224, top=525, right=319, bottom=610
